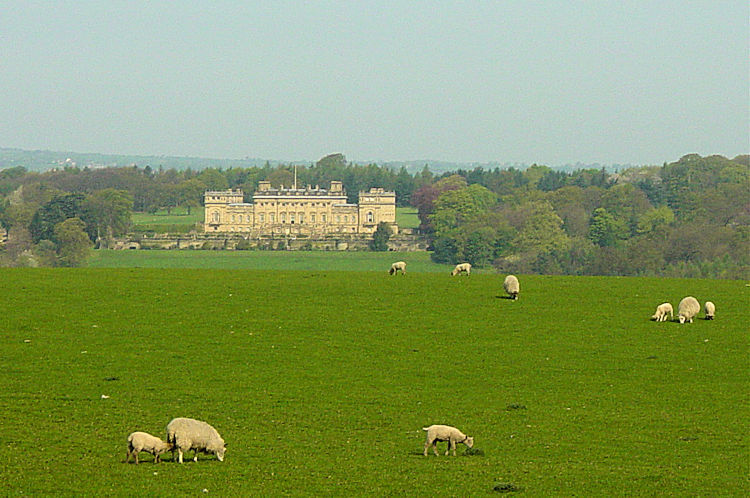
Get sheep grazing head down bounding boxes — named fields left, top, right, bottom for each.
left=211, top=441, right=227, bottom=462
left=464, top=436, right=475, bottom=448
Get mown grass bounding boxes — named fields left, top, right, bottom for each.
left=395, top=207, right=419, bottom=229
left=0, top=269, right=747, bottom=495
left=131, top=208, right=202, bottom=226
left=87, top=250, right=458, bottom=273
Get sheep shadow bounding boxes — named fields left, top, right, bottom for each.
left=495, top=295, right=517, bottom=300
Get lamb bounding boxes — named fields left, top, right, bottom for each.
left=450, top=263, right=471, bottom=276
left=166, top=417, right=226, bottom=463
left=422, top=424, right=474, bottom=456
left=678, top=296, right=700, bottom=323
left=651, top=303, right=674, bottom=322
left=389, top=261, right=406, bottom=275
left=503, top=275, right=520, bottom=300
left=704, top=301, right=715, bottom=320
left=126, top=431, right=172, bottom=464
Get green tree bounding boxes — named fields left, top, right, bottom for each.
left=547, top=186, right=589, bottom=237
left=369, top=222, right=393, bottom=251
left=463, top=226, right=497, bottom=267
left=0, top=202, right=39, bottom=230
left=177, top=178, right=207, bottom=215
left=512, top=201, right=571, bottom=255
left=83, top=189, right=133, bottom=241
left=197, top=168, right=229, bottom=191
left=636, top=206, right=674, bottom=236
left=599, top=183, right=652, bottom=234
left=588, top=208, right=628, bottom=247
left=267, top=169, right=295, bottom=189
left=54, top=217, right=92, bottom=267
left=523, top=164, right=552, bottom=187
left=29, top=193, right=86, bottom=243
left=430, top=184, right=497, bottom=236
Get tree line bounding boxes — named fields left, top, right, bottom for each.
left=415, top=154, right=748, bottom=279
left=0, top=152, right=747, bottom=278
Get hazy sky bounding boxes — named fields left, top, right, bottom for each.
left=1, top=1, right=747, bottom=165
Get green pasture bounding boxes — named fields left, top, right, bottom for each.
left=0, top=269, right=747, bottom=495
left=395, top=207, right=419, bottom=229
left=132, top=208, right=203, bottom=226
left=87, top=250, right=456, bottom=273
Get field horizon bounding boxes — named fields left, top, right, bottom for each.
left=1, top=268, right=747, bottom=495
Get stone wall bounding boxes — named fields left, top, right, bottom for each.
left=113, top=232, right=427, bottom=252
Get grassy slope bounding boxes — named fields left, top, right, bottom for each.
left=0, top=269, right=746, bottom=495
left=132, top=208, right=202, bottom=226
left=86, top=250, right=457, bottom=273
left=395, top=207, right=419, bottom=229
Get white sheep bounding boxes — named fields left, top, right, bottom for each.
left=126, top=431, right=172, bottom=464
left=704, top=301, right=715, bottom=320
left=651, top=303, right=674, bottom=322
left=422, top=424, right=474, bottom=456
left=503, top=275, right=520, bottom=300
left=450, top=263, right=472, bottom=276
left=389, top=261, right=406, bottom=275
left=678, top=296, right=700, bottom=324
left=166, top=417, right=226, bottom=463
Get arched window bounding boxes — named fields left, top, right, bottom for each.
left=270, top=213, right=275, bottom=223
left=231, top=215, right=235, bottom=223
left=367, top=211, right=374, bottom=223
left=212, top=211, right=220, bottom=223
left=259, top=213, right=265, bottom=223
left=281, top=213, right=286, bottom=223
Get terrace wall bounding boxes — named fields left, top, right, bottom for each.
left=112, top=232, right=427, bottom=252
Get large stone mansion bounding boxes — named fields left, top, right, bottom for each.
left=204, top=181, right=398, bottom=236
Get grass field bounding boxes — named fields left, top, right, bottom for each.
left=395, top=207, right=419, bottom=229
left=87, top=250, right=456, bottom=273
left=1, top=269, right=747, bottom=495
left=132, top=208, right=202, bottom=226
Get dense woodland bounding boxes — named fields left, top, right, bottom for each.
left=0, top=152, right=747, bottom=279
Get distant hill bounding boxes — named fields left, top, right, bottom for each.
left=0, top=147, right=630, bottom=174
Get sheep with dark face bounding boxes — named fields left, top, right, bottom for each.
left=704, top=301, right=715, bottom=320
left=389, top=261, right=406, bottom=275
left=678, top=296, right=700, bottom=324
left=451, top=263, right=471, bottom=276
left=651, top=303, right=673, bottom=322
left=503, top=275, right=520, bottom=300
left=422, top=425, right=474, bottom=456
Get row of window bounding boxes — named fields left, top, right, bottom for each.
left=256, top=201, right=332, bottom=207
left=212, top=211, right=375, bottom=225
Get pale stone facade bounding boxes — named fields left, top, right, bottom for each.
left=204, top=181, right=398, bottom=236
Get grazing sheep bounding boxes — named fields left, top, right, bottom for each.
left=678, top=296, right=700, bottom=324
left=503, top=275, right=520, bottom=300
left=450, top=263, right=472, bottom=276
left=651, top=303, right=674, bottom=322
left=704, top=301, right=715, bottom=320
left=389, top=261, right=407, bottom=275
left=126, top=431, right=172, bottom=464
left=166, top=418, right=226, bottom=464
left=422, top=424, right=474, bottom=456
